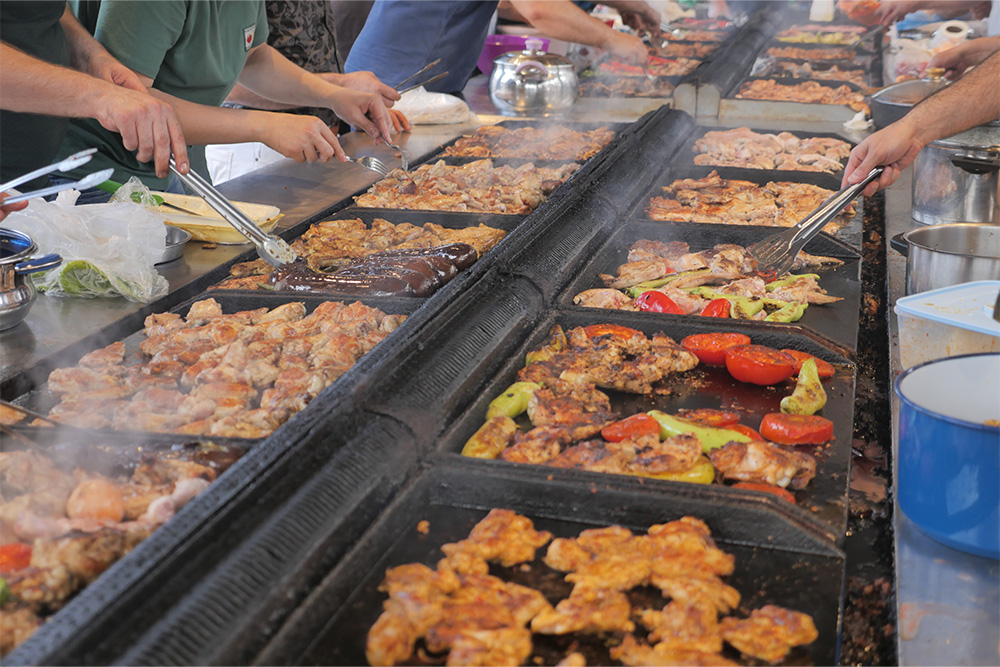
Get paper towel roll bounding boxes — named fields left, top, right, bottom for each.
left=931, top=20, right=970, bottom=49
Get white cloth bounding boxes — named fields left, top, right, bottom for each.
left=205, top=142, right=285, bottom=185
left=989, top=0, right=1000, bottom=36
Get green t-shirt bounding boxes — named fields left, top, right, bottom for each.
left=60, top=0, right=268, bottom=189
left=0, top=1, right=71, bottom=187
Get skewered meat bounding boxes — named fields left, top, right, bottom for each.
left=719, top=605, right=819, bottom=663
left=708, top=440, right=817, bottom=489
left=442, top=125, right=614, bottom=160
left=692, top=128, right=851, bottom=173
left=354, top=159, right=578, bottom=214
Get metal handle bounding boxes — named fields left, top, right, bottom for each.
left=951, top=155, right=1000, bottom=175
left=169, top=160, right=268, bottom=245
left=890, top=232, right=909, bottom=256
left=0, top=148, right=97, bottom=193
left=393, top=58, right=441, bottom=91
left=789, top=167, right=883, bottom=249
left=2, top=168, right=115, bottom=204
left=14, top=253, right=62, bottom=274
left=396, top=71, right=448, bottom=95
left=515, top=60, right=549, bottom=77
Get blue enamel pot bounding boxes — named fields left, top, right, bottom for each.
left=895, top=353, right=1000, bottom=558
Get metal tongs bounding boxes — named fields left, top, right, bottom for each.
left=168, top=158, right=297, bottom=267
left=749, top=167, right=884, bottom=276
left=0, top=148, right=114, bottom=204
left=854, top=24, right=885, bottom=50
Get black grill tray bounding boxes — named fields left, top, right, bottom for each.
left=555, top=218, right=862, bottom=350
left=428, top=308, right=855, bottom=536
left=255, top=464, right=846, bottom=666
left=5, top=292, right=425, bottom=440
left=636, top=164, right=864, bottom=250
left=677, top=126, right=856, bottom=174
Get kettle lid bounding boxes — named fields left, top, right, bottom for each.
left=494, top=39, right=574, bottom=68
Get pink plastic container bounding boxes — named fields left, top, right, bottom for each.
left=478, top=34, right=550, bottom=77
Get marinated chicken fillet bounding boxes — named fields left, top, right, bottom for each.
left=611, top=634, right=738, bottom=666
left=719, top=604, right=819, bottom=663
left=443, top=126, right=614, bottom=161
left=709, top=440, right=817, bottom=489
left=441, top=509, right=552, bottom=567
left=639, top=599, right=723, bottom=652
left=530, top=585, right=635, bottom=634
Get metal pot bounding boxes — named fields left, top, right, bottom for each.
left=489, top=38, right=578, bottom=117
left=890, top=223, right=1000, bottom=295
left=0, top=229, right=62, bottom=331
left=912, top=122, right=1000, bottom=225
left=870, top=68, right=949, bottom=129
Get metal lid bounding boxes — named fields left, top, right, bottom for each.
left=931, top=123, right=1000, bottom=153
left=871, top=70, right=948, bottom=107
left=494, top=38, right=575, bottom=69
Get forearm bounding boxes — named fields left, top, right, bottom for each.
left=237, top=45, right=344, bottom=110
left=510, top=0, right=619, bottom=49
left=147, top=88, right=270, bottom=145
left=59, top=6, right=106, bottom=72
left=910, top=51, right=1000, bottom=145
left=224, top=82, right=301, bottom=111
left=0, top=43, right=109, bottom=116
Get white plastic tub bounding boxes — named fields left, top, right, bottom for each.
left=893, top=280, right=1000, bottom=369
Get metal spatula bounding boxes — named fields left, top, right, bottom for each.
left=748, top=166, right=883, bottom=276
left=168, top=159, right=297, bottom=267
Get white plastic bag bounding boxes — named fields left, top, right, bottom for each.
left=393, top=86, right=477, bottom=125
left=1, top=182, right=168, bottom=302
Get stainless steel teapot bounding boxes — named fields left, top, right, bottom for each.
left=489, top=38, right=578, bottom=116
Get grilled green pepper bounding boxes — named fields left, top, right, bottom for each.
left=687, top=288, right=767, bottom=319
left=525, top=325, right=567, bottom=365
left=626, top=455, right=716, bottom=484
left=764, top=274, right=820, bottom=291
left=486, top=381, right=540, bottom=419
left=462, top=416, right=518, bottom=459
left=648, top=410, right=753, bottom=453
left=765, top=301, right=808, bottom=323
left=0, top=577, right=8, bottom=605
left=625, top=268, right=713, bottom=298
left=780, top=358, right=827, bottom=415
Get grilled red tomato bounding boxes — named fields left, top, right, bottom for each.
left=724, top=344, right=796, bottom=385
left=700, top=298, right=731, bottom=318
left=726, top=423, right=764, bottom=441
left=680, top=332, right=752, bottom=366
left=601, top=414, right=661, bottom=442
left=732, top=482, right=797, bottom=503
left=781, top=349, right=836, bottom=379
left=760, top=413, right=835, bottom=445
left=0, top=543, right=32, bottom=574
left=635, top=291, right=684, bottom=315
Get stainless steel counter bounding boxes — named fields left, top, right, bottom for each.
left=885, top=169, right=1000, bottom=666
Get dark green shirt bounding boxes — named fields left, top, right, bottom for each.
left=0, top=1, right=71, bottom=187
left=60, top=0, right=269, bottom=188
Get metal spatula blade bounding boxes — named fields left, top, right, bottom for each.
left=748, top=167, right=883, bottom=276
left=168, top=159, right=297, bottom=267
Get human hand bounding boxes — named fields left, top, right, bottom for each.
left=620, top=4, right=661, bottom=31
left=606, top=31, right=649, bottom=66
left=322, top=71, right=401, bottom=108
left=389, top=109, right=411, bottom=134
left=0, top=192, right=29, bottom=223
left=877, top=0, right=924, bottom=26
left=841, top=118, right=924, bottom=196
left=94, top=87, right=189, bottom=178
left=929, top=37, right=1000, bottom=79
left=258, top=113, right=345, bottom=163
left=328, top=87, right=395, bottom=145
left=87, top=51, right=148, bottom=93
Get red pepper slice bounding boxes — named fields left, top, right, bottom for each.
left=601, top=413, right=662, bottom=442
left=732, top=482, right=797, bottom=503
left=583, top=324, right=643, bottom=341
left=781, top=349, right=836, bottom=379
left=681, top=332, right=752, bottom=366
left=724, top=344, right=797, bottom=385
left=700, top=298, right=731, bottom=318
left=635, top=291, right=685, bottom=315
left=759, top=413, right=835, bottom=445
left=0, top=542, right=32, bottom=574
left=726, top=423, right=764, bottom=441
left=676, top=408, right=741, bottom=427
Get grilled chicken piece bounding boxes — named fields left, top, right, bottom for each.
left=768, top=275, right=843, bottom=304
left=78, top=341, right=125, bottom=368
left=132, top=457, right=216, bottom=487
left=791, top=250, right=844, bottom=270
left=441, top=509, right=552, bottom=568
left=600, top=257, right=675, bottom=289
left=531, top=586, right=635, bottom=635
left=46, top=367, right=128, bottom=396
left=526, top=382, right=615, bottom=441
left=30, top=528, right=127, bottom=584
left=645, top=518, right=735, bottom=578
left=0, top=602, right=42, bottom=658
left=719, top=605, right=818, bottom=663
left=573, top=288, right=636, bottom=310
left=611, top=634, right=737, bottom=666
left=446, top=627, right=533, bottom=667
left=639, top=599, right=723, bottom=651
left=709, top=441, right=816, bottom=489
left=544, top=526, right=652, bottom=592
left=501, top=426, right=570, bottom=464
left=4, top=565, right=78, bottom=612
left=366, top=601, right=424, bottom=666
left=0, top=451, right=76, bottom=503
left=650, top=575, right=741, bottom=614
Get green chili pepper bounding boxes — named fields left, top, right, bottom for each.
left=525, top=325, right=567, bottom=366
left=780, top=358, right=827, bottom=415
left=765, top=301, right=808, bottom=323
left=461, top=416, right=518, bottom=459
left=0, top=578, right=8, bottom=605
left=765, top=274, right=821, bottom=291
left=647, top=410, right=753, bottom=453
left=625, top=269, right=713, bottom=298
left=486, top=382, right=540, bottom=420
left=626, top=455, right=716, bottom=484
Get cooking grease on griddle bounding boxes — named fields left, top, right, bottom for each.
left=365, top=509, right=819, bottom=666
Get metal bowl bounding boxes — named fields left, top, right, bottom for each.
left=1, top=229, right=61, bottom=332
left=156, top=226, right=192, bottom=265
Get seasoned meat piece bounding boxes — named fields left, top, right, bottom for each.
left=600, top=256, right=675, bottom=289
left=627, top=433, right=702, bottom=475
left=611, top=634, right=737, bottom=666
left=791, top=250, right=843, bottom=270
left=546, top=440, right=632, bottom=474
left=366, top=602, right=421, bottom=667
left=639, top=599, right=723, bottom=651
left=30, top=528, right=128, bottom=584
left=628, top=240, right=690, bottom=262
left=531, top=586, right=635, bottom=634
left=132, top=457, right=216, bottom=487
left=46, top=367, right=128, bottom=396
left=450, top=574, right=552, bottom=627
left=650, top=575, right=741, bottom=614
left=0, top=602, right=42, bottom=658
left=381, top=563, right=454, bottom=630
left=4, top=565, right=78, bottom=612
left=557, top=652, right=587, bottom=667
left=644, top=518, right=735, bottom=578
left=719, top=605, right=818, bottom=663
left=0, top=403, right=26, bottom=426
left=501, top=426, right=569, bottom=464
left=0, top=451, right=76, bottom=503
left=78, top=341, right=125, bottom=368
left=709, top=441, right=816, bottom=489
left=768, top=275, right=843, bottom=304
left=526, top=383, right=614, bottom=441
left=573, top=288, right=636, bottom=310
left=546, top=526, right=652, bottom=592
left=441, top=509, right=552, bottom=567
left=446, top=626, right=533, bottom=667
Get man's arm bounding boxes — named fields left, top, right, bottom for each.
left=928, top=36, right=1000, bottom=79
left=508, top=0, right=649, bottom=65
left=877, top=0, right=985, bottom=26
left=842, top=50, right=1000, bottom=195
left=599, top=1, right=661, bottom=31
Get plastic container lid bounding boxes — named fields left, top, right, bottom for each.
left=894, top=280, right=1000, bottom=337
left=931, top=122, right=1000, bottom=152
left=872, top=70, right=948, bottom=107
